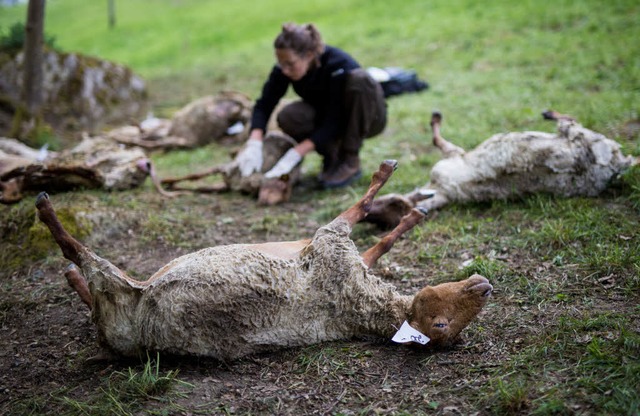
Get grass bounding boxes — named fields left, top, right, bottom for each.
left=2, top=0, right=639, bottom=126
left=7, top=353, right=193, bottom=416
left=481, top=313, right=640, bottom=414
left=1, top=0, right=639, bottom=415
left=60, top=353, right=193, bottom=415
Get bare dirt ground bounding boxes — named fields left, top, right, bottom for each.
left=0, top=171, right=638, bottom=415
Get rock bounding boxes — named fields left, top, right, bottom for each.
left=0, top=49, right=148, bottom=134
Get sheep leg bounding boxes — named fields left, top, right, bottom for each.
left=35, top=192, right=86, bottom=267
left=64, top=264, right=92, bottom=309
left=431, top=112, right=466, bottom=158
left=136, top=159, right=190, bottom=197
left=361, top=207, right=427, bottom=268
left=160, top=165, right=226, bottom=187
left=155, top=163, right=231, bottom=194
left=541, top=109, right=576, bottom=122
left=338, top=159, right=398, bottom=226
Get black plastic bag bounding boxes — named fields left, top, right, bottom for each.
left=372, top=67, right=429, bottom=98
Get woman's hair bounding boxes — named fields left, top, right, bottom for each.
left=274, top=23, right=325, bottom=65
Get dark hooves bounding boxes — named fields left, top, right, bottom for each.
left=541, top=110, right=555, bottom=120
left=35, top=191, right=49, bottom=206
left=382, top=159, right=399, bottom=171
left=417, top=206, right=430, bottom=216
left=431, top=111, right=443, bottom=123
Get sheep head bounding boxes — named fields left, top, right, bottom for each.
left=361, top=193, right=414, bottom=229
left=258, top=175, right=292, bottom=206
left=409, top=274, right=492, bottom=346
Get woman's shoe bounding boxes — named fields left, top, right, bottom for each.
left=321, top=155, right=361, bottom=188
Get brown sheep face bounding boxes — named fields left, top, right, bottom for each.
left=362, top=194, right=414, bottom=229
left=409, top=274, right=492, bottom=346
left=258, top=176, right=292, bottom=206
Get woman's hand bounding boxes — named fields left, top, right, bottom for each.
left=264, top=148, right=303, bottom=178
left=264, top=139, right=314, bottom=178
left=235, top=137, right=264, bottom=177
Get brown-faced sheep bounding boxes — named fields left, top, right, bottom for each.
left=366, top=111, right=637, bottom=228
left=159, top=130, right=302, bottom=206
left=36, top=160, right=492, bottom=361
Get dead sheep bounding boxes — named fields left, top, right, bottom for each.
left=36, top=160, right=492, bottom=361
left=0, top=135, right=158, bottom=204
left=107, top=92, right=302, bottom=206
left=1, top=91, right=296, bottom=205
left=105, top=91, right=253, bottom=150
left=0, top=130, right=298, bottom=206
left=366, top=111, right=637, bottom=228
left=158, top=130, right=303, bottom=206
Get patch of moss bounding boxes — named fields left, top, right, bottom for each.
left=0, top=204, right=92, bottom=273
left=8, top=103, right=59, bottom=149
left=28, top=206, right=92, bottom=256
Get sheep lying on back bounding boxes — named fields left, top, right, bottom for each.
left=366, top=111, right=637, bottom=228
left=36, top=160, right=492, bottom=361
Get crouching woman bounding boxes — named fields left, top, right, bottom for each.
left=235, top=22, right=387, bottom=188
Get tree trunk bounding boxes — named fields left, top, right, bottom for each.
left=108, top=0, right=116, bottom=29
left=21, top=0, right=46, bottom=115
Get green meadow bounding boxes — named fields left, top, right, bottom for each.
left=1, top=0, right=639, bottom=414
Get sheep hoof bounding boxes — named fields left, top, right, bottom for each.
left=35, top=191, right=49, bottom=207
left=417, top=189, right=436, bottom=198
left=431, top=111, right=443, bottom=125
left=541, top=110, right=555, bottom=120
left=382, top=159, right=398, bottom=171
left=417, top=206, right=429, bottom=216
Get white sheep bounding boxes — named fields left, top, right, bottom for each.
left=366, top=111, right=637, bottom=228
left=36, top=160, right=492, bottom=361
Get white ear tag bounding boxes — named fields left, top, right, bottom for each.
left=391, top=321, right=430, bottom=345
